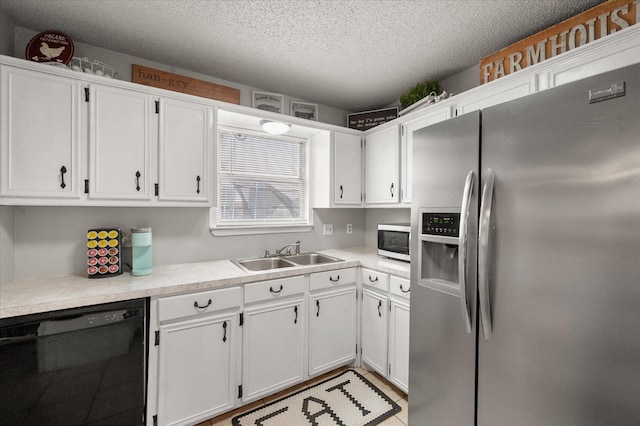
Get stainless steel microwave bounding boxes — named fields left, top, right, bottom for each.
left=377, top=223, right=410, bottom=262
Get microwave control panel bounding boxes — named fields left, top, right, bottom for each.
left=422, top=213, right=460, bottom=237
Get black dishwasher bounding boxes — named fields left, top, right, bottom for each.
left=0, top=298, right=148, bottom=426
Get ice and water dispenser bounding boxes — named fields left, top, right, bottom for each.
left=418, top=209, right=461, bottom=291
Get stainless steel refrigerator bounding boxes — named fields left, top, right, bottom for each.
left=408, top=63, right=640, bottom=425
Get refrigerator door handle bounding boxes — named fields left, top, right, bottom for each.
left=458, top=170, right=474, bottom=334
left=478, top=168, right=495, bottom=340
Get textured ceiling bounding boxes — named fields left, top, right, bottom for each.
left=0, top=0, right=605, bottom=111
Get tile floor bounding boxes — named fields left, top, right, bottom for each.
left=196, top=366, right=408, bottom=426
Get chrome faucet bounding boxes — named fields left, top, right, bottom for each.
left=276, top=240, right=301, bottom=256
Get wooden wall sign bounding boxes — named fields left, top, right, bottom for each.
left=132, top=64, right=241, bottom=104
left=347, top=107, right=398, bottom=130
left=480, top=0, right=639, bottom=84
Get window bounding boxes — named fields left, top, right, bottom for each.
left=211, top=127, right=310, bottom=234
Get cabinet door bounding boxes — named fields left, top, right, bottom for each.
left=389, top=298, right=410, bottom=393
left=158, top=98, right=214, bottom=203
left=361, top=289, right=388, bottom=376
left=157, top=313, right=236, bottom=426
left=89, top=84, right=155, bottom=200
left=242, top=298, right=305, bottom=402
left=334, top=132, right=362, bottom=205
left=401, top=105, right=453, bottom=203
left=309, top=287, right=356, bottom=376
left=0, top=66, right=83, bottom=201
left=365, top=126, right=399, bottom=204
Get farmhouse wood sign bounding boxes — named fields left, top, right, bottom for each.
left=480, top=0, right=639, bottom=84
left=132, top=64, right=240, bottom=104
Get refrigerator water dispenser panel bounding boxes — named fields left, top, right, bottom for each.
left=422, top=213, right=460, bottom=237
left=417, top=208, right=463, bottom=296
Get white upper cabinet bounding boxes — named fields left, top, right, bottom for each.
left=312, top=130, right=363, bottom=208
left=364, top=125, right=400, bottom=205
left=334, top=132, right=363, bottom=205
left=400, top=105, right=454, bottom=204
left=158, top=97, right=214, bottom=203
left=88, top=84, right=156, bottom=200
left=0, top=65, right=83, bottom=203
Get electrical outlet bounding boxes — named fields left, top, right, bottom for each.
left=347, top=224, right=353, bottom=234
left=323, top=224, right=333, bottom=235
left=121, top=231, right=132, bottom=247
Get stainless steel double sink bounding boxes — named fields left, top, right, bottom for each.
left=232, top=252, right=343, bottom=273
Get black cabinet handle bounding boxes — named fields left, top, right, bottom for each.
left=135, top=171, right=141, bottom=191
left=378, top=300, right=382, bottom=317
left=369, top=275, right=379, bottom=283
left=196, top=175, right=201, bottom=194
left=390, top=182, right=394, bottom=198
left=329, top=275, right=340, bottom=283
left=400, top=284, right=410, bottom=293
left=60, top=166, right=67, bottom=189
left=294, top=306, right=298, bottom=324
left=316, top=300, right=320, bottom=317
left=270, top=285, right=283, bottom=295
left=339, top=185, right=343, bottom=199
left=222, top=321, right=227, bottom=342
left=193, top=298, right=212, bottom=309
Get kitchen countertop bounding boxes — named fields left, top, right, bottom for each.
left=0, top=247, right=410, bottom=319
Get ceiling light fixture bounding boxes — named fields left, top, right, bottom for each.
left=260, top=119, right=291, bottom=135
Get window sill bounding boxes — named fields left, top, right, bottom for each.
left=209, top=224, right=314, bottom=237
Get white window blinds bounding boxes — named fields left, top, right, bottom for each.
left=216, top=128, right=308, bottom=226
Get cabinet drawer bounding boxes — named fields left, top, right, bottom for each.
left=158, top=286, right=242, bottom=322
left=310, top=268, right=356, bottom=291
left=361, top=268, right=389, bottom=292
left=244, top=275, right=306, bottom=304
left=390, top=275, right=411, bottom=299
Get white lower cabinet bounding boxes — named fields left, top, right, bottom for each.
left=150, top=287, right=242, bottom=426
left=361, top=287, right=389, bottom=376
left=309, top=268, right=357, bottom=376
left=388, top=274, right=410, bottom=394
left=242, top=277, right=306, bottom=403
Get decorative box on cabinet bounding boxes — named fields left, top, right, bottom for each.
left=149, top=287, right=242, bottom=426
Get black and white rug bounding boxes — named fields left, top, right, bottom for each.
left=232, top=370, right=401, bottom=426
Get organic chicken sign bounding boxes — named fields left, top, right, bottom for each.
left=25, top=30, right=74, bottom=65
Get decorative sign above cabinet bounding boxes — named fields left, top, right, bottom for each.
left=132, top=64, right=240, bottom=104
left=347, top=107, right=398, bottom=130
left=480, top=0, right=638, bottom=84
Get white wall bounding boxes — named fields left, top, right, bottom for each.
left=0, top=7, right=14, bottom=56
left=12, top=27, right=351, bottom=127
left=0, top=206, right=15, bottom=283
left=364, top=208, right=410, bottom=248
left=441, top=65, right=478, bottom=96
left=11, top=207, right=365, bottom=280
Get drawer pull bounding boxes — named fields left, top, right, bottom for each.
left=369, top=275, right=379, bottom=283
left=135, top=171, right=141, bottom=192
left=270, top=285, right=284, bottom=295
left=378, top=300, right=382, bottom=317
left=294, top=306, right=298, bottom=324
left=316, top=300, right=320, bottom=317
left=222, top=321, right=227, bottom=342
left=60, top=166, right=67, bottom=189
left=329, top=275, right=340, bottom=283
left=193, top=298, right=212, bottom=310
left=400, top=284, right=410, bottom=293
